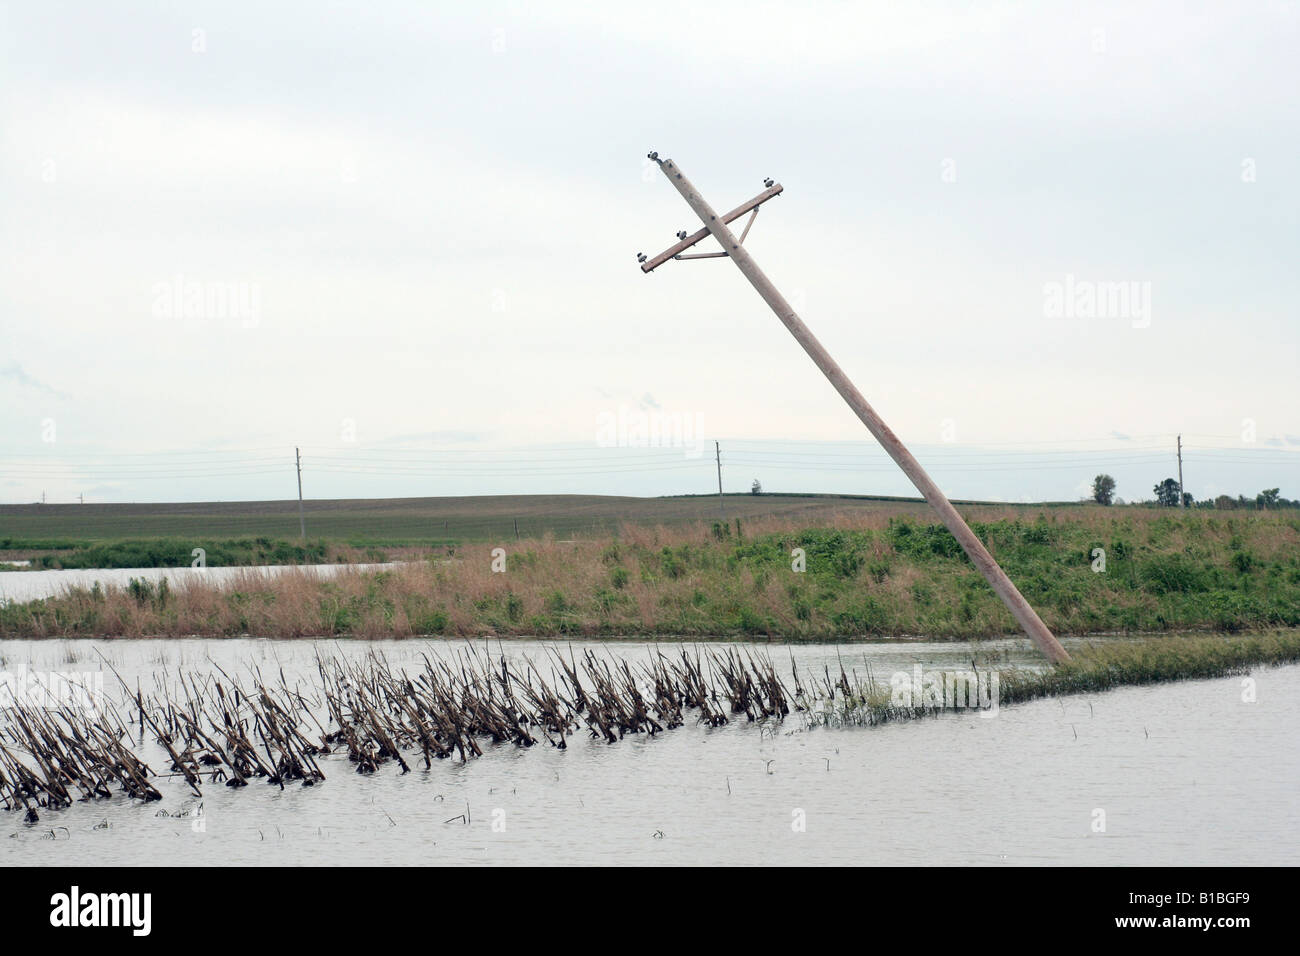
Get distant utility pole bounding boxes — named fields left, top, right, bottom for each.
left=638, top=152, right=1070, bottom=665
left=79, top=493, right=83, bottom=504
left=1177, top=435, right=1185, bottom=508
left=295, top=447, right=306, bottom=539
left=714, top=440, right=725, bottom=518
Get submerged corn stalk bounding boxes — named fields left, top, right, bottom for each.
left=5, top=632, right=1298, bottom=817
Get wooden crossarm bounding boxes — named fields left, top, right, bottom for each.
left=640, top=183, right=782, bottom=273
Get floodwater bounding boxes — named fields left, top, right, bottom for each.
left=0, top=563, right=391, bottom=604
left=2, top=637, right=1296, bottom=866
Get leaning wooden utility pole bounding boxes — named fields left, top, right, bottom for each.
left=638, top=153, right=1070, bottom=664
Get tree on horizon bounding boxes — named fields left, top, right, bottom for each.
left=1092, top=474, right=1116, bottom=506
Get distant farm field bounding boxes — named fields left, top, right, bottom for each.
left=1, top=492, right=1055, bottom=550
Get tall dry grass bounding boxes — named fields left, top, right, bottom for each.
left=2, top=506, right=1297, bottom=639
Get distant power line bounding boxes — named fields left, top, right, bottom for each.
left=0, top=438, right=1294, bottom=493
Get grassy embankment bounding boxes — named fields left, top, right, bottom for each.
left=820, top=630, right=1300, bottom=725
left=2, top=506, right=1297, bottom=640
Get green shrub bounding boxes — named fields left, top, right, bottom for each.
left=832, top=597, right=887, bottom=634
left=1140, top=556, right=1209, bottom=594
left=832, top=551, right=863, bottom=579
left=127, top=577, right=155, bottom=605
left=734, top=604, right=768, bottom=634
left=416, top=609, right=449, bottom=634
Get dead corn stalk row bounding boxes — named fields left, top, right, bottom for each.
left=4, top=645, right=879, bottom=816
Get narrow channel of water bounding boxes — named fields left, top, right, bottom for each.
left=0, top=563, right=391, bottom=603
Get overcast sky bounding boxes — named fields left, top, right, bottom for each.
left=1, top=1, right=1296, bottom=504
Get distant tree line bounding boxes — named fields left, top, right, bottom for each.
left=1205, top=488, right=1295, bottom=510
left=1091, top=474, right=1296, bottom=509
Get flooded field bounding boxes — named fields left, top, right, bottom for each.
left=0, top=563, right=391, bottom=604
left=2, top=637, right=1296, bottom=866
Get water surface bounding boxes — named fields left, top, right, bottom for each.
left=0, top=563, right=390, bottom=603
left=2, top=637, right=1294, bottom=865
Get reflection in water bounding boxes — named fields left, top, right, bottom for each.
left=1, top=638, right=1296, bottom=866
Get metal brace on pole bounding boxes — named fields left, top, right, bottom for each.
left=637, top=152, right=1070, bottom=664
